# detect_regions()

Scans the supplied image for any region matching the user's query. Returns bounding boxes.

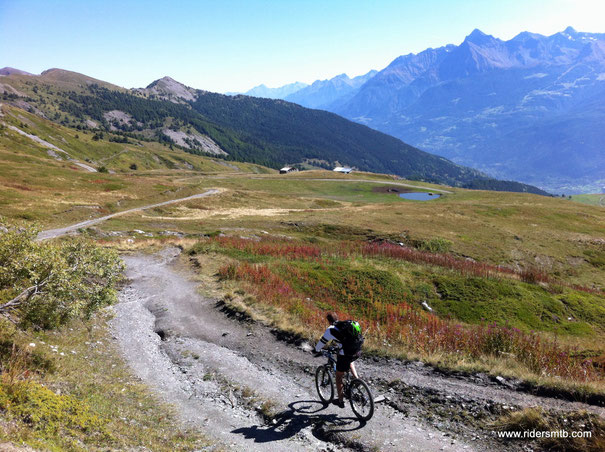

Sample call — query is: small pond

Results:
[399,192,441,201]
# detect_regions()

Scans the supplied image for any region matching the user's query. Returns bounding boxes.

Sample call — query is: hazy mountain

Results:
[243,81,308,99]
[284,70,378,109]
[329,27,605,193]
[238,70,378,109]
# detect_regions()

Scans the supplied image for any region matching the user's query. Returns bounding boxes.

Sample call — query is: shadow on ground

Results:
[232,399,366,444]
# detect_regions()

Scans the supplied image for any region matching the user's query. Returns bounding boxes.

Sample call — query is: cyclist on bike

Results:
[314,313,363,408]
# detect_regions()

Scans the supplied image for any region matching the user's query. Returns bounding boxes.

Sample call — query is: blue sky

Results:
[1,0,603,92]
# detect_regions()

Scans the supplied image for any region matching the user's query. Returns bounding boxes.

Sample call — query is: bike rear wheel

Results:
[349,378,374,421]
[315,365,334,403]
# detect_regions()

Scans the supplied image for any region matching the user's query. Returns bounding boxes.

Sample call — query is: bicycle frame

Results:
[321,347,352,395]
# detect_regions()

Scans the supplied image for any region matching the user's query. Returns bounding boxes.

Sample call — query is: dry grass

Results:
[0,344,32,386]
[0,315,211,451]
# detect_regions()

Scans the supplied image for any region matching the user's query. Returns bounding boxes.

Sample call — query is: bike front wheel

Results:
[349,379,374,421]
[315,365,334,403]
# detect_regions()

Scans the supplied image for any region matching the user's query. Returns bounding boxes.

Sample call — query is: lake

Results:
[399,192,441,201]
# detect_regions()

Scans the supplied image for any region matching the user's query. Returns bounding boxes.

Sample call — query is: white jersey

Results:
[315,325,344,356]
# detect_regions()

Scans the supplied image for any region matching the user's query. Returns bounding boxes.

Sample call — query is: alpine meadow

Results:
[0,2,604,451]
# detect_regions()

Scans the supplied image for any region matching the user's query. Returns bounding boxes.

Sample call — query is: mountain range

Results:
[0,67,547,193]
[284,70,377,110]
[241,81,308,99]
[240,71,378,110]
[243,27,605,193]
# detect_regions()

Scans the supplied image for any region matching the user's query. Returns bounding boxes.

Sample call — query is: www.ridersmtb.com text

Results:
[495,430,592,439]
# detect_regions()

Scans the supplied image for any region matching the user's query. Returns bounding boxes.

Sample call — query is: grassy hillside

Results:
[85,173,602,290]
[0,102,602,289]
[0,94,603,452]
[571,194,605,206]
[0,104,270,227]
[1,70,547,193]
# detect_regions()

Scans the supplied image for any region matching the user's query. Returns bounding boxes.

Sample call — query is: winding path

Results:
[111,249,476,451]
[37,176,449,241]
[110,249,603,451]
[37,189,220,240]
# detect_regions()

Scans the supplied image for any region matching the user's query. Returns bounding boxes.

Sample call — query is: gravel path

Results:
[112,249,484,451]
[37,189,220,240]
[109,248,601,451]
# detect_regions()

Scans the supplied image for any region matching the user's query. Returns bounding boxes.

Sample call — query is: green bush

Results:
[416,237,453,253]
[0,218,124,329]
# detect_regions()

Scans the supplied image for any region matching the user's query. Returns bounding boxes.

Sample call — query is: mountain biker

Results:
[313,312,363,408]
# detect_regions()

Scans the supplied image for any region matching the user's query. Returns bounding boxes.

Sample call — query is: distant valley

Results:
[243,27,605,194]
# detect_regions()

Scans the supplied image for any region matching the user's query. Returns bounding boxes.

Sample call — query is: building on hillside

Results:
[280,166,298,174]
[333,166,352,174]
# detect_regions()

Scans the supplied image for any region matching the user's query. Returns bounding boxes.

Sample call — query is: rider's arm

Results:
[314,327,339,352]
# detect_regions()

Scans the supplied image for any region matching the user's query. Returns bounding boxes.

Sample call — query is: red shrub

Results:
[220,261,600,382]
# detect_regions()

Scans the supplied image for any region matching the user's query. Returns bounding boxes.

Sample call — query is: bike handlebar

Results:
[320,346,339,356]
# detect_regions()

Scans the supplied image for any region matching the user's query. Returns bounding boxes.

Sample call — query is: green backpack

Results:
[334,320,364,355]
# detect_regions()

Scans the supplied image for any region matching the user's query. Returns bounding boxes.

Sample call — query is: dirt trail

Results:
[37,189,220,240]
[110,249,603,451]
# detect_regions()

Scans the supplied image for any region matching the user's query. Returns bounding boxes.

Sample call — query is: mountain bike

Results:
[315,346,374,421]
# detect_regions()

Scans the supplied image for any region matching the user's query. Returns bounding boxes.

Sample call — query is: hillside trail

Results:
[110,248,603,451]
[37,189,220,240]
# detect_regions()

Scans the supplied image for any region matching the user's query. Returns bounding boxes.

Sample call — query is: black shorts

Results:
[336,352,360,372]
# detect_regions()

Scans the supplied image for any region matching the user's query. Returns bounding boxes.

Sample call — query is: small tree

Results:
[0,219,123,329]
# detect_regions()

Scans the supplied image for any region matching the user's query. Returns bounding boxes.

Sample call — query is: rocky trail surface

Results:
[110,249,603,451]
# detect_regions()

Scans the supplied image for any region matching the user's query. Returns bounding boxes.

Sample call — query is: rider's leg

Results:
[350,361,359,379]
[335,371,345,402]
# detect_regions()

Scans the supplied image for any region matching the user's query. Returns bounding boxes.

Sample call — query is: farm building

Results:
[280,166,298,174]
[333,166,352,174]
